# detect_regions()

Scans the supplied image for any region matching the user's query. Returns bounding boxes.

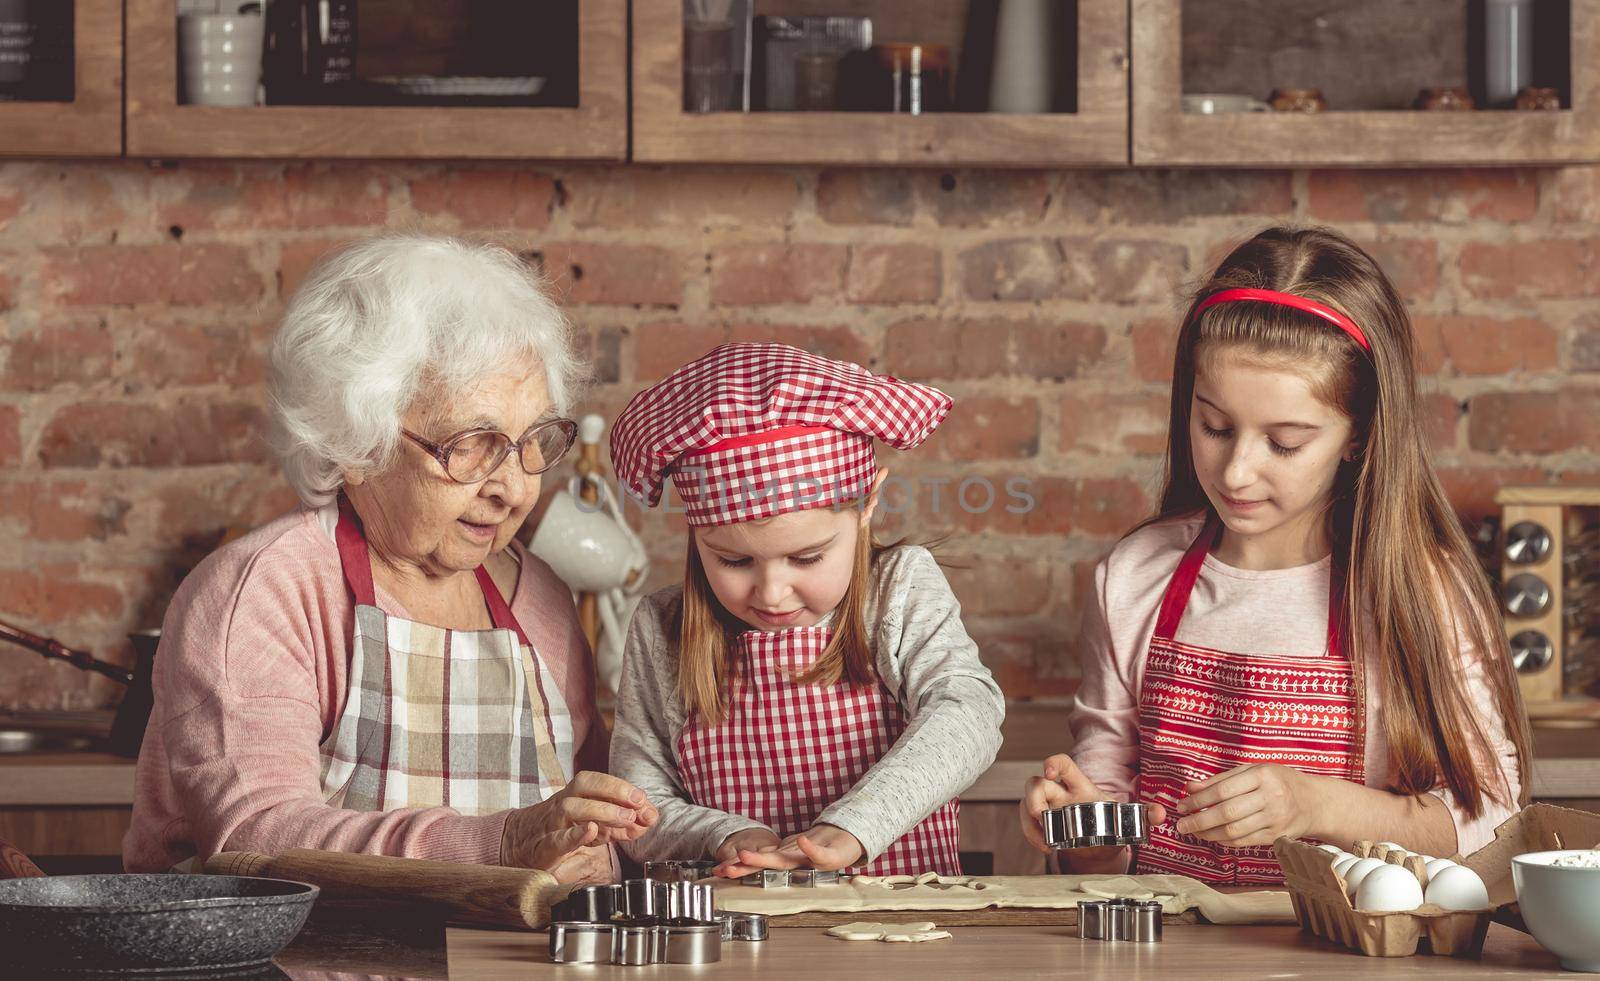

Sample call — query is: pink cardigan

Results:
[123,506,608,873]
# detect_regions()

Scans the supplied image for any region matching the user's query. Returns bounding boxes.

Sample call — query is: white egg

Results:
[1424,857,1458,880]
[1376,841,1404,851]
[1354,864,1425,912]
[1333,855,1361,877]
[1418,854,1436,864]
[1423,865,1489,911]
[1343,857,1388,898]
[1316,844,1345,855]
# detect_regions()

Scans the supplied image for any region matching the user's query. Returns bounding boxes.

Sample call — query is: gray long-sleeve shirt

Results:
[610,545,1006,865]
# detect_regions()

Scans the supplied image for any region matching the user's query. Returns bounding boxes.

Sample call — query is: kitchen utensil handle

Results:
[205,848,562,929]
[0,617,135,685]
[0,837,46,880]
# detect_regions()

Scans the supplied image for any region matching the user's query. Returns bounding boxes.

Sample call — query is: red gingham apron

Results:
[675,625,963,875]
[1133,517,1365,884]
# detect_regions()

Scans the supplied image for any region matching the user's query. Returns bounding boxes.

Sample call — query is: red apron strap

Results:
[476,565,532,648]
[1326,562,1347,660]
[335,494,379,607]
[1153,516,1222,640]
[1154,512,1349,660]
[337,495,532,647]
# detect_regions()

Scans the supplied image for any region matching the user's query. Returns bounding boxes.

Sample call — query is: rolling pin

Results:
[205,848,566,929]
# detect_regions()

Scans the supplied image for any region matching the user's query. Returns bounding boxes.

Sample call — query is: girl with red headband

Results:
[1021,226,1531,883]
[608,342,1004,877]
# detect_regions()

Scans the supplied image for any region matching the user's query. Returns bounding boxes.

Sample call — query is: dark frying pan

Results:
[0,839,317,976]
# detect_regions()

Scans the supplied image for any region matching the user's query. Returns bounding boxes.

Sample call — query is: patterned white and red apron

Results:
[676,625,963,875]
[317,497,575,815]
[1134,517,1365,884]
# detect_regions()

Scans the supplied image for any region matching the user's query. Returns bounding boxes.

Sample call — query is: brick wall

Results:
[1,161,1596,710]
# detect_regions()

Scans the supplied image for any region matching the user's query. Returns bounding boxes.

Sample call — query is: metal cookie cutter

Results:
[548,877,766,966]
[740,869,844,888]
[644,859,716,882]
[716,910,770,941]
[1042,801,1149,849]
[550,883,623,924]
[549,921,723,965]
[1076,899,1163,943]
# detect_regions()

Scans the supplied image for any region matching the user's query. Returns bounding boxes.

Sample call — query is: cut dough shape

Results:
[827,921,895,941]
[880,926,952,943]
[914,872,941,885]
[824,921,950,943]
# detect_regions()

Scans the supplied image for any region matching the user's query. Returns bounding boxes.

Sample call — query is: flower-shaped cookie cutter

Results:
[1042,801,1149,849]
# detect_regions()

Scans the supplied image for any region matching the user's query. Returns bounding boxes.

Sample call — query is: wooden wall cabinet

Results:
[0,0,123,156]
[123,0,628,159]
[631,0,1130,166]
[1132,0,1600,167]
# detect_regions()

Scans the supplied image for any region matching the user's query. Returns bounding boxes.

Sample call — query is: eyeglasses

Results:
[402,418,578,484]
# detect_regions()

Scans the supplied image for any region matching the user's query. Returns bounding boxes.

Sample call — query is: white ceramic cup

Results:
[1182,92,1271,115]
[526,475,649,594]
[178,13,263,106]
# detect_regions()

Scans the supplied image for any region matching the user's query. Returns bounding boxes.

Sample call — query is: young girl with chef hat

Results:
[609,342,1004,877]
[1022,226,1531,883]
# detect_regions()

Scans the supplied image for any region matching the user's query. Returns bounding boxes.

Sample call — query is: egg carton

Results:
[1274,837,1490,958]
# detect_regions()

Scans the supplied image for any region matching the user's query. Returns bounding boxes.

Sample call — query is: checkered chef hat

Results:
[609,342,952,526]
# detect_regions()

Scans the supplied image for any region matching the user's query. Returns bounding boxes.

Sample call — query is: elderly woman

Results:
[124,234,654,878]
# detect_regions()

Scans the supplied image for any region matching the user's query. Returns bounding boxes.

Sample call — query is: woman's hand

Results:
[1175,763,1324,847]
[1019,754,1167,873]
[711,827,782,878]
[723,824,865,876]
[547,844,617,885]
[500,771,658,869]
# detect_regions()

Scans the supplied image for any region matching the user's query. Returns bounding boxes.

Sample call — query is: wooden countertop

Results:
[445,922,1579,979]
[1,705,1596,805]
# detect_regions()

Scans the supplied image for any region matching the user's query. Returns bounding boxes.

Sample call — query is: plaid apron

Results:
[1134,517,1365,884]
[317,497,573,815]
[675,626,963,875]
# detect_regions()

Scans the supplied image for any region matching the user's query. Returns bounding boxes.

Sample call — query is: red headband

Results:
[1195,287,1371,351]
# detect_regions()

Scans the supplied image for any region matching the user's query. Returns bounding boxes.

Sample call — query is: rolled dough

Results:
[715,873,1294,926]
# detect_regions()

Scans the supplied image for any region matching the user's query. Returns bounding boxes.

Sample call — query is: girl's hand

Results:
[1018,754,1169,853]
[712,827,782,878]
[723,824,865,876]
[1175,763,1325,847]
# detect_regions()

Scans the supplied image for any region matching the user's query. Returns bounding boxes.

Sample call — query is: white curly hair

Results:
[268,233,585,506]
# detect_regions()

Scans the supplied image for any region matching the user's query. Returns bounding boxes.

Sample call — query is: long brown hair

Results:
[675,507,886,726]
[1153,225,1531,817]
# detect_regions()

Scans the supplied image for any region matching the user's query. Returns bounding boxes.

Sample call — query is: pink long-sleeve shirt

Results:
[1071,513,1522,857]
[123,505,608,873]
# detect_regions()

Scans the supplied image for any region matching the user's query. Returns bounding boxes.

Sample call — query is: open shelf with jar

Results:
[631,0,1128,166]
[1132,0,1600,166]
[124,0,627,159]
[0,0,122,156]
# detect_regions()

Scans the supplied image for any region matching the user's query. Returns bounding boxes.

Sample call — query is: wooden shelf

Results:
[1132,0,1600,167]
[630,0,1129,167]
[124,0,628,159]
[0,0,123,157]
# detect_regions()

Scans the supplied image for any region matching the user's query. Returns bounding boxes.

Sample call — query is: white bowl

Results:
[1512,850,1600,972]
